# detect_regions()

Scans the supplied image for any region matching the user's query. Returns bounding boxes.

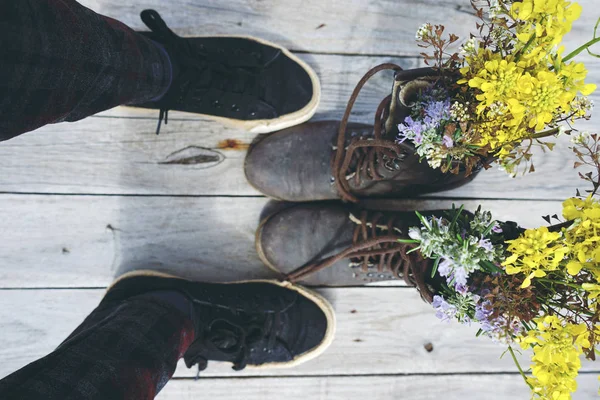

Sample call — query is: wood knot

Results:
[217,139,249,150]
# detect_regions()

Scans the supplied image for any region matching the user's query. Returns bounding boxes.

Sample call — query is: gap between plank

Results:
[167,370,600,380]
[0,192,569,202]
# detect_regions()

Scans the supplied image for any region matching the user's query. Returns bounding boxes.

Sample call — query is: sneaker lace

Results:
[284,210,434,302]
[140,10,266,135]
[185,308,286,376]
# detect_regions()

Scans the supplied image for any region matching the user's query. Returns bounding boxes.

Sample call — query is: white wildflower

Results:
[460,38,479,56]
[572,96,594,119]
[416,23,431,41]
[489,0,502,18]
[571,131,591,145]
[558,125,568,135]
[408,227,422,241]
[450,101,469,122]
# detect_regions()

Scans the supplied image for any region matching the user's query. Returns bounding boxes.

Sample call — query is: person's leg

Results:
[0,0,172,142]
[0,270,335,400]
[0,290,194,400]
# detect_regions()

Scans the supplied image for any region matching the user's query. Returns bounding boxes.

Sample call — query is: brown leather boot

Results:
[245,64,484,202]
[255,202,438,302]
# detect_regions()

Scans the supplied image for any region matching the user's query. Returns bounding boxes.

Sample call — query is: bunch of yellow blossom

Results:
[562,196,600,277]
[455,0,596,174]
[415,131,600,400]
[504,195,600,287]
[517,316,590,400]
[500,194,600,399]
[503,227,567,288]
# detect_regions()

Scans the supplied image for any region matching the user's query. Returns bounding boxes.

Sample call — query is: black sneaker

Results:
[132,10,320,135]
[104,270,336,372]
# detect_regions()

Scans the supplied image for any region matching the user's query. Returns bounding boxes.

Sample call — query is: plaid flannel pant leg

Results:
[0,0,172,142]
[0,294,195,400]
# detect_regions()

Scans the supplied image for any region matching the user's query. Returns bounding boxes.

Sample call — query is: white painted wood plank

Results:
[156,375,600,400]
[3,53,599,198]
[1,288,598,381]
[0,195,566,288]
[0,54,420,196]
[78,0,598,57]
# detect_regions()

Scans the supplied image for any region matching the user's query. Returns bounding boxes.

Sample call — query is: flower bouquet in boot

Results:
[402,132,600,399]
[245,0,598,202]
[254,131,600,397]
[398,0,598,177]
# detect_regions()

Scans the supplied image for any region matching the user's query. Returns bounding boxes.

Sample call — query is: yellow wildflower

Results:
[503,227,567,288]
[455,0,595,170]
[583,283,600,311]
[511,0,582,45]
[517,316,590,400]
[525,70,571,130]
[558,60,597,97]
[562,196,600,275]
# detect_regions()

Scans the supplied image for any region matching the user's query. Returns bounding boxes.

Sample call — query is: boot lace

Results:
[285,209,434,302]
[332,63,406,203]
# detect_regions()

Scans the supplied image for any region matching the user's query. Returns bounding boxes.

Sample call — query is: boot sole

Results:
[107,269,336,370]
[125,35,321,134]
[254,210,288,275]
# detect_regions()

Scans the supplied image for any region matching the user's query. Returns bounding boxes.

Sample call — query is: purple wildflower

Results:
[442,135,454,148]
[397,116,424,144]
[432,295,457,322]
[424,99,452,122]
[491,223,503,233]
[437,258,453,278]
[437,258,468,289]
[475,300,493,322]
[478,238,494,252]
[474,299,521,341]
[396,96,452,148]
[452,268,468,288]
[455,283,469,296]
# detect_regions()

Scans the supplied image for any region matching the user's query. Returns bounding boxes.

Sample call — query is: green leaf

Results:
[480,260,503,274]
[482,220,498,236]
[476,328,484,337]
[450,204,465,229]
[431,256,441,278]
[415,211,430,229]
[397,239,420,244]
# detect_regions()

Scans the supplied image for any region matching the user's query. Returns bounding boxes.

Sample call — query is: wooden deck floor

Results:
[1,1,599,398]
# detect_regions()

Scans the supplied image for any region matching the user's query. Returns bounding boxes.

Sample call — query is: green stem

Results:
[508,346,533,390]
[514,34,536,62]
[507,127,561,147]
[530,127,560,140]
[563,37,600,62]
[536,278,582,290]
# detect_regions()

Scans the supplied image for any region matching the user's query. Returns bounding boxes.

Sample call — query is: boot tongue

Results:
[385,76,437,137]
